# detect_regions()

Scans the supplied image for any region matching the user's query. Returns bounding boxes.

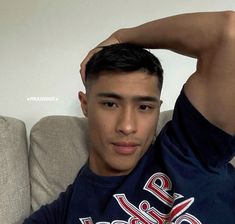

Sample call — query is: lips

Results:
[112,142,139,155]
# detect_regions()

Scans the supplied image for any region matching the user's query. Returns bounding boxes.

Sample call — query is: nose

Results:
[116,107,137,136]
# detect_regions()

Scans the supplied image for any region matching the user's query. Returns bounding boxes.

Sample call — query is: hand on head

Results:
[80,34,121,84]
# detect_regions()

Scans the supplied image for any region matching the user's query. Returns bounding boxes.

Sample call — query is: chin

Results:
[108,161,137,176]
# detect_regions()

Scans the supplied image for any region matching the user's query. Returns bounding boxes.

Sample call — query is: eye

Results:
[102,101,118,108]
[139,104,154,111]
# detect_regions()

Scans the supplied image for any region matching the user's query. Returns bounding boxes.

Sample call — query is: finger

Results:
[80,57,88,83]
[80,53,94,83]
[80,48,102,83]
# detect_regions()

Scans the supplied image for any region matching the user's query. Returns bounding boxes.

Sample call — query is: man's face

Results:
[79,71,161,176]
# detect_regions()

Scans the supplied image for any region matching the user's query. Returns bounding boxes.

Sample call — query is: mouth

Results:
[111,142,140,155]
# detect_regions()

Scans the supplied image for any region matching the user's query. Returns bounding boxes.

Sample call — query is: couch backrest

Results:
[0,116,30,224]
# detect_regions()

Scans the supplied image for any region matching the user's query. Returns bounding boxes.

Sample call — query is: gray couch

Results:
[0,112,234,224]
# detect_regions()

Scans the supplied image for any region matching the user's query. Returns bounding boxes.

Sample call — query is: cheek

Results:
[88,112,114,142]
[140,115,158,139]
[144,124,157,139]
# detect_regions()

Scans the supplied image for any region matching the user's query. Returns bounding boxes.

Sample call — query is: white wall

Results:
[0,0,234,134]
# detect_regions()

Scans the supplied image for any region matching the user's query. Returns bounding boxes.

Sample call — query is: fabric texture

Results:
[24,89,235,224]
[0,116,30,224]
[29,116,90,212]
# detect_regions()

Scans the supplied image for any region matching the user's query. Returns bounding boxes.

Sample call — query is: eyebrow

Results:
[96,92,159,103]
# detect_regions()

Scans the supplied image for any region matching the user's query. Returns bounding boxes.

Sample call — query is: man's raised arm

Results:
[81,11,235,134]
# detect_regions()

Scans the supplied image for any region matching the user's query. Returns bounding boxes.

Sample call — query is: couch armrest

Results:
[0,116,30,224]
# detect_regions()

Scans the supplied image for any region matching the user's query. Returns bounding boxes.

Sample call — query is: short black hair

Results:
[85,43,163,90]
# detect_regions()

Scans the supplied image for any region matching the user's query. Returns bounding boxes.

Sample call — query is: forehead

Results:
[87,71,161,98]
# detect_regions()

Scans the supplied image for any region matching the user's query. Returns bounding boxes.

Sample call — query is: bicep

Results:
[184,12,235,135]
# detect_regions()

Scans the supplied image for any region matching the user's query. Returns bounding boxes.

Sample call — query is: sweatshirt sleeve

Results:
[23,183,74,224]
[169,88,235,169]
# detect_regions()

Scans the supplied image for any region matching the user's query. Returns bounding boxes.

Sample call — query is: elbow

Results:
[221,11,235,41]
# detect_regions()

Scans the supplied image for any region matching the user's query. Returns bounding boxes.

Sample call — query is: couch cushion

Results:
[29,116,89,211]
[0,116,30,224]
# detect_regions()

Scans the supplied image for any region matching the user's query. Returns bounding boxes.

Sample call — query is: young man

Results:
[24,11,235,223]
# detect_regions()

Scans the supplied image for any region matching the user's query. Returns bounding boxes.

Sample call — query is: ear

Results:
[78,91,88,117]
